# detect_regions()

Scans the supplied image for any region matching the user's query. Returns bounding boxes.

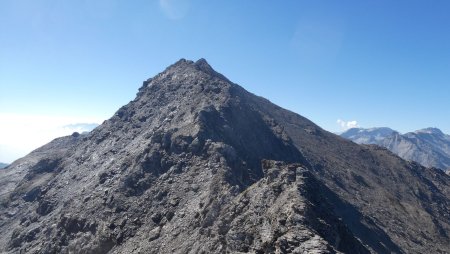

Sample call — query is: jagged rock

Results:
[0,59,449,253]
[148,226,161,241]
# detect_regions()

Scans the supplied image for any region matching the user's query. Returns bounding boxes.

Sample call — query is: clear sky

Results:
[1,0,450,163]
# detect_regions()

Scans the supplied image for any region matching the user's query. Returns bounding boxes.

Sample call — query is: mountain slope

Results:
[0,132,86,200]
[342,127,450,171]
[243,93,450,253]
[0,59,449,254]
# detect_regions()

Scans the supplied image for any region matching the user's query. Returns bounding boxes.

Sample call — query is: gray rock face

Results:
[0,134,86,201]
[0,59,449,253]
[342,127,450,170]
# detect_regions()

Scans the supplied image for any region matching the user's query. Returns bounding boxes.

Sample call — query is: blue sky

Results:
[1,0,450,162]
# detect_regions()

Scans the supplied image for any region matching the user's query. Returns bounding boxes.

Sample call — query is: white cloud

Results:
[337,119,359,131]
[0,113,102,163]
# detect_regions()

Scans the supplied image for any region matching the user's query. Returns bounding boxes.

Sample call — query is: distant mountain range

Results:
[341,127,450,171]
[340,127,396,144]
[0,163,8,169]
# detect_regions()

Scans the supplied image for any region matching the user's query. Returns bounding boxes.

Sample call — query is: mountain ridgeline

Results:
[342,127,450,171]
[0,59,449,253]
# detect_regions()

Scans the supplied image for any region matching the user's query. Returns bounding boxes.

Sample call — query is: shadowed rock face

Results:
[0,59,449,254]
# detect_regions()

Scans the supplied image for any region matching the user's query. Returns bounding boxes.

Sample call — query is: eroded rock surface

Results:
[0,59,449,253]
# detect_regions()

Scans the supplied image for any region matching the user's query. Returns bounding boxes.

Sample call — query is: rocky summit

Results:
[0,59,449,254]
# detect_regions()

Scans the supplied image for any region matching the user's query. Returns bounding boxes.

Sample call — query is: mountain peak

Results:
[342,126,450,170]
[194,58,210,68]
[139,58,231,98]
[415,127,444,135]
[1,60,450,253]
[166,58,215,75]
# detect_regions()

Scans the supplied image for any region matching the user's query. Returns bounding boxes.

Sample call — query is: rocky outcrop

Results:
[0,59,449,253]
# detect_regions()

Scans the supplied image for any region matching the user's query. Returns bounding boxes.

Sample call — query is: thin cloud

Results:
[62,123,99,133]
[0,113,102,163]
[337,119,359,131]
[159,0,190,20]
[290,13,345,65]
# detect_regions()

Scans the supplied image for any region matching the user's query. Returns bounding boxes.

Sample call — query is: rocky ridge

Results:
[0,59,449,253]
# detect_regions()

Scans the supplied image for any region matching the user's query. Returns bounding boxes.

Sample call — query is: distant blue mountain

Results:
[0,163,8,169]
[340,127,396,144]
[341,127,450,171]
